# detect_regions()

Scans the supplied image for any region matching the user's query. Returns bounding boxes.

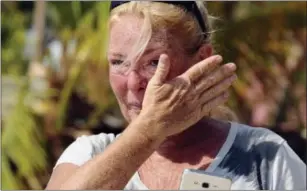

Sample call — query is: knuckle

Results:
[209,87,216,98]
[208,76,215,86]
[197,63,203,72]
[208,60,216,69]
[200,91,208,102]
[188,71,197,82]
[185,77,194,90]
[196,64,204,77]
[201,104,208,114]
[220,92,229,101]
[206,99,213,107]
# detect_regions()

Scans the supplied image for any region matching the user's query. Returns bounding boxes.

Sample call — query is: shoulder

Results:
[77,132,118,153]
[223,122,285,166]
[230,122,287,165]
[54,133,118,168]
[225,122,306,189]
[270,140,306,189]
[231,122,285,151]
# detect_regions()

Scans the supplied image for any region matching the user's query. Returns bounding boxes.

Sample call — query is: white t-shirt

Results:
[54,122,306,190]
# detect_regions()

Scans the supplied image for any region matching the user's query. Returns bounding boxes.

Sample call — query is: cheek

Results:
[167,57,191,80]
[109,73,127,99]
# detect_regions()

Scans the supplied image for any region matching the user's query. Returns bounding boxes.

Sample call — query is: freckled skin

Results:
[108,14,194,122]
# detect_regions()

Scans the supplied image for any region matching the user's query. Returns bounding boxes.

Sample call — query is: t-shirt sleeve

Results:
[270,141,306,190]
[54,136,94,169]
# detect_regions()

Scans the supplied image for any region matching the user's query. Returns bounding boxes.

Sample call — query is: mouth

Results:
[127,103,142,110]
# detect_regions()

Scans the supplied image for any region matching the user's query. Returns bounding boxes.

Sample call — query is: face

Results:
[108,14,198,122]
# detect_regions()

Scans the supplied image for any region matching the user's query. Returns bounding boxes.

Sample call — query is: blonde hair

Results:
[109,1,238,122]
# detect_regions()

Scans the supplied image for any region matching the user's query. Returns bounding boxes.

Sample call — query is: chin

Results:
[127,110,141,122]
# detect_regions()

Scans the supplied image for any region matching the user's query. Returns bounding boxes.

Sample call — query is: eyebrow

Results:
[108,52,126,59]
[143,47,159,55]
[108,45,166,59]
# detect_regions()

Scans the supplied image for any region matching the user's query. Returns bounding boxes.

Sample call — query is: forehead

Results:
[108,14,170,56]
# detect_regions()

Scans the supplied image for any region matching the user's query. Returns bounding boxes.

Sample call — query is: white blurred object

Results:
[1,76,22,118]
[44,39,76,72]
[103,114,125,129]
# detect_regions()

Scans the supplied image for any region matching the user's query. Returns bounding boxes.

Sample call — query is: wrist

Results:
[132,110,167,145]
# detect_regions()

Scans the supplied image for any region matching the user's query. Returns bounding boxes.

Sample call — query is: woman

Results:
[46,1,306,190]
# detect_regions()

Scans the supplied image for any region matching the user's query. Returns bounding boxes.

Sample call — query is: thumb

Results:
[151,54,170,85]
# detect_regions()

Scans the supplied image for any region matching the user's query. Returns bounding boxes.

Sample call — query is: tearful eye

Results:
[110,60,123,65]
[149,60,159,67]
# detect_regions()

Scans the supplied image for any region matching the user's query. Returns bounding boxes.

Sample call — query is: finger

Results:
[196,63,236,93]
[184,55,222,83]
[151,54,171,85]
[200,91,229,116]
[199,74,236,104]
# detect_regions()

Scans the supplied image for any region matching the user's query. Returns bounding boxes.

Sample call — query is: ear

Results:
[195,44,213,61]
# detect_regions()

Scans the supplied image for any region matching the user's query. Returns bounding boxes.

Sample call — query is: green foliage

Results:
[2,79,47,190]
[2,153,23,189]
[48,1,97,31]
[54,2,111,131]
[1,2,31,75]
[2,1,113,189]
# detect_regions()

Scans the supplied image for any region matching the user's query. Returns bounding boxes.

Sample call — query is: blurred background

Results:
[1,1,306,190]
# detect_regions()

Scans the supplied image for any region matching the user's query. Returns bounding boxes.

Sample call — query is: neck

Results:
[155,117,230,160]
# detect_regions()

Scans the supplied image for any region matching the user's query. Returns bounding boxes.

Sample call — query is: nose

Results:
[127,70,147,91]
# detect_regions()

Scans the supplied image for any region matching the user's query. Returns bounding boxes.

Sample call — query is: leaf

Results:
[2,80,46,189]
[1,153,23,189]
[72,1,82,22]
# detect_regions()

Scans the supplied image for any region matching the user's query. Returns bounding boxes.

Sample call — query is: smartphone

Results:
[179,169,232,190]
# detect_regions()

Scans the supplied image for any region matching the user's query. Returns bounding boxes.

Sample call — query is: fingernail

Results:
[228,63,236,71]
[160,54,166,60]
[215,55,223,62]
[159,54,168,62]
